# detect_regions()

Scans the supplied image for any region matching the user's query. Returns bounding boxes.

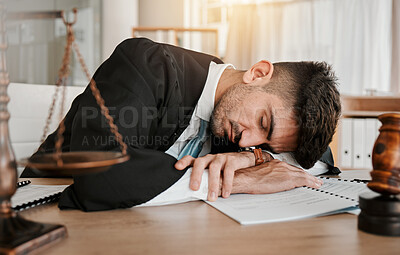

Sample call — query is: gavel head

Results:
[368,113,400,195]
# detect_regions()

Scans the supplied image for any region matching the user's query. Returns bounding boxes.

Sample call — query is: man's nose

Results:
[238,129,266,147]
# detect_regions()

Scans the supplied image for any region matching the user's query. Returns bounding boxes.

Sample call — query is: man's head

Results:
[210,60,341,169]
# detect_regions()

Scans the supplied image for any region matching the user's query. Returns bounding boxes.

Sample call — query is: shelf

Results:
[341,95,400,118]
[332,95,400,167]
[342,111,400,118]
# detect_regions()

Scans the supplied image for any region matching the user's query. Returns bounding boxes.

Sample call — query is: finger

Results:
[307,177,323,189]
[279,162,323,186]
[207,157,225,202]
[190,156,213,191]
[294,170,323,186]
[222,166,234,198]
[308,174,324,186]
[296,173,323,189]
[174,155,195,170]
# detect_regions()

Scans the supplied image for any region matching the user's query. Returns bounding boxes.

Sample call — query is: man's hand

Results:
[175,151,265,201]
[175,153,323,202]
[232,159,323,194]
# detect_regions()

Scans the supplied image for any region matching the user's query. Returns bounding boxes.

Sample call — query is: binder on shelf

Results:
[352,118,365,168]
[364,118,378,168]
[375,118,382,137]
[339,118,353,168]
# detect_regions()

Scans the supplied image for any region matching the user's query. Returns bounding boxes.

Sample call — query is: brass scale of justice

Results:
[0,7,128,254]
[21,9,130,174]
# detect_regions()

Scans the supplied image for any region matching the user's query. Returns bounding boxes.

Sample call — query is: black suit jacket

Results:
[22,38,339,211]
[22,38,223,211]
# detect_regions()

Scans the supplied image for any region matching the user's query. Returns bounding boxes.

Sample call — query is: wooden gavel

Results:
[358,113,400,236]
[368,113,400,195]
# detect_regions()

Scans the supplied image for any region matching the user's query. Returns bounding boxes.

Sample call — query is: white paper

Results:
[137,168,209,207]
[346,208,361,215]
[206,179,368,225]
[318,177,369,200]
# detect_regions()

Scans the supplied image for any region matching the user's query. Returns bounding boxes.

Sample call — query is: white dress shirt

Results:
[139,62,328,207]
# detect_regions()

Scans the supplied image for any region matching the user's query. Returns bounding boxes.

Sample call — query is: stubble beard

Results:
[210,83,250,139]
[210,100,226,138]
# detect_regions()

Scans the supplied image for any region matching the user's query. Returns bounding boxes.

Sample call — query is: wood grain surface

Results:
[18,170,400,255]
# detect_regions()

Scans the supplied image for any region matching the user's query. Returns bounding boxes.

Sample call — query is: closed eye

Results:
[260,116,265,129]
[260,115,267,130]
[267,114,274,141]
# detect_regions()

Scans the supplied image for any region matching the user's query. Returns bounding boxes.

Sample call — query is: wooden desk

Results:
[19,171,400,255]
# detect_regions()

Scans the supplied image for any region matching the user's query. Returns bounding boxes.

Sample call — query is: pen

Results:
[17,180,31,188]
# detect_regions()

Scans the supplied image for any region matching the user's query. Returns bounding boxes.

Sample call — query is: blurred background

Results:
[4,0,400,170]
[5,0,400,95]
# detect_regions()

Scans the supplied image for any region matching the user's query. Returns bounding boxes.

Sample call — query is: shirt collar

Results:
[195,61,235,121]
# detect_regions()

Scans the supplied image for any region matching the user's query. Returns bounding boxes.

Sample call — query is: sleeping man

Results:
[22,38,341,211]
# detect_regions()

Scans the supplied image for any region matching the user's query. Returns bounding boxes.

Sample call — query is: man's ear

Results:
[243,60,274,84]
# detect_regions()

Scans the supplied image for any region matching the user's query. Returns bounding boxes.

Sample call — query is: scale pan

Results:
[19,151,130,176]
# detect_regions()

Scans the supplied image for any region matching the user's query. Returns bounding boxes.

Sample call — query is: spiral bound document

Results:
[206,177,369,225]
[11,184,68,211]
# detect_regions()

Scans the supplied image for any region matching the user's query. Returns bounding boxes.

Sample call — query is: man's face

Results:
[210,84,299,153]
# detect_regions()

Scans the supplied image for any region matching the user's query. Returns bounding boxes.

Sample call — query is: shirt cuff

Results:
[138,167,209,207]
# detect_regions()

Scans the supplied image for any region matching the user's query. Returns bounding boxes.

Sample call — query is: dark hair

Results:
[273,61,341,169]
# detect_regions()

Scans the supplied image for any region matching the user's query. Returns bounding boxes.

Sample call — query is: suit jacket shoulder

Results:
[22,38,223,211]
